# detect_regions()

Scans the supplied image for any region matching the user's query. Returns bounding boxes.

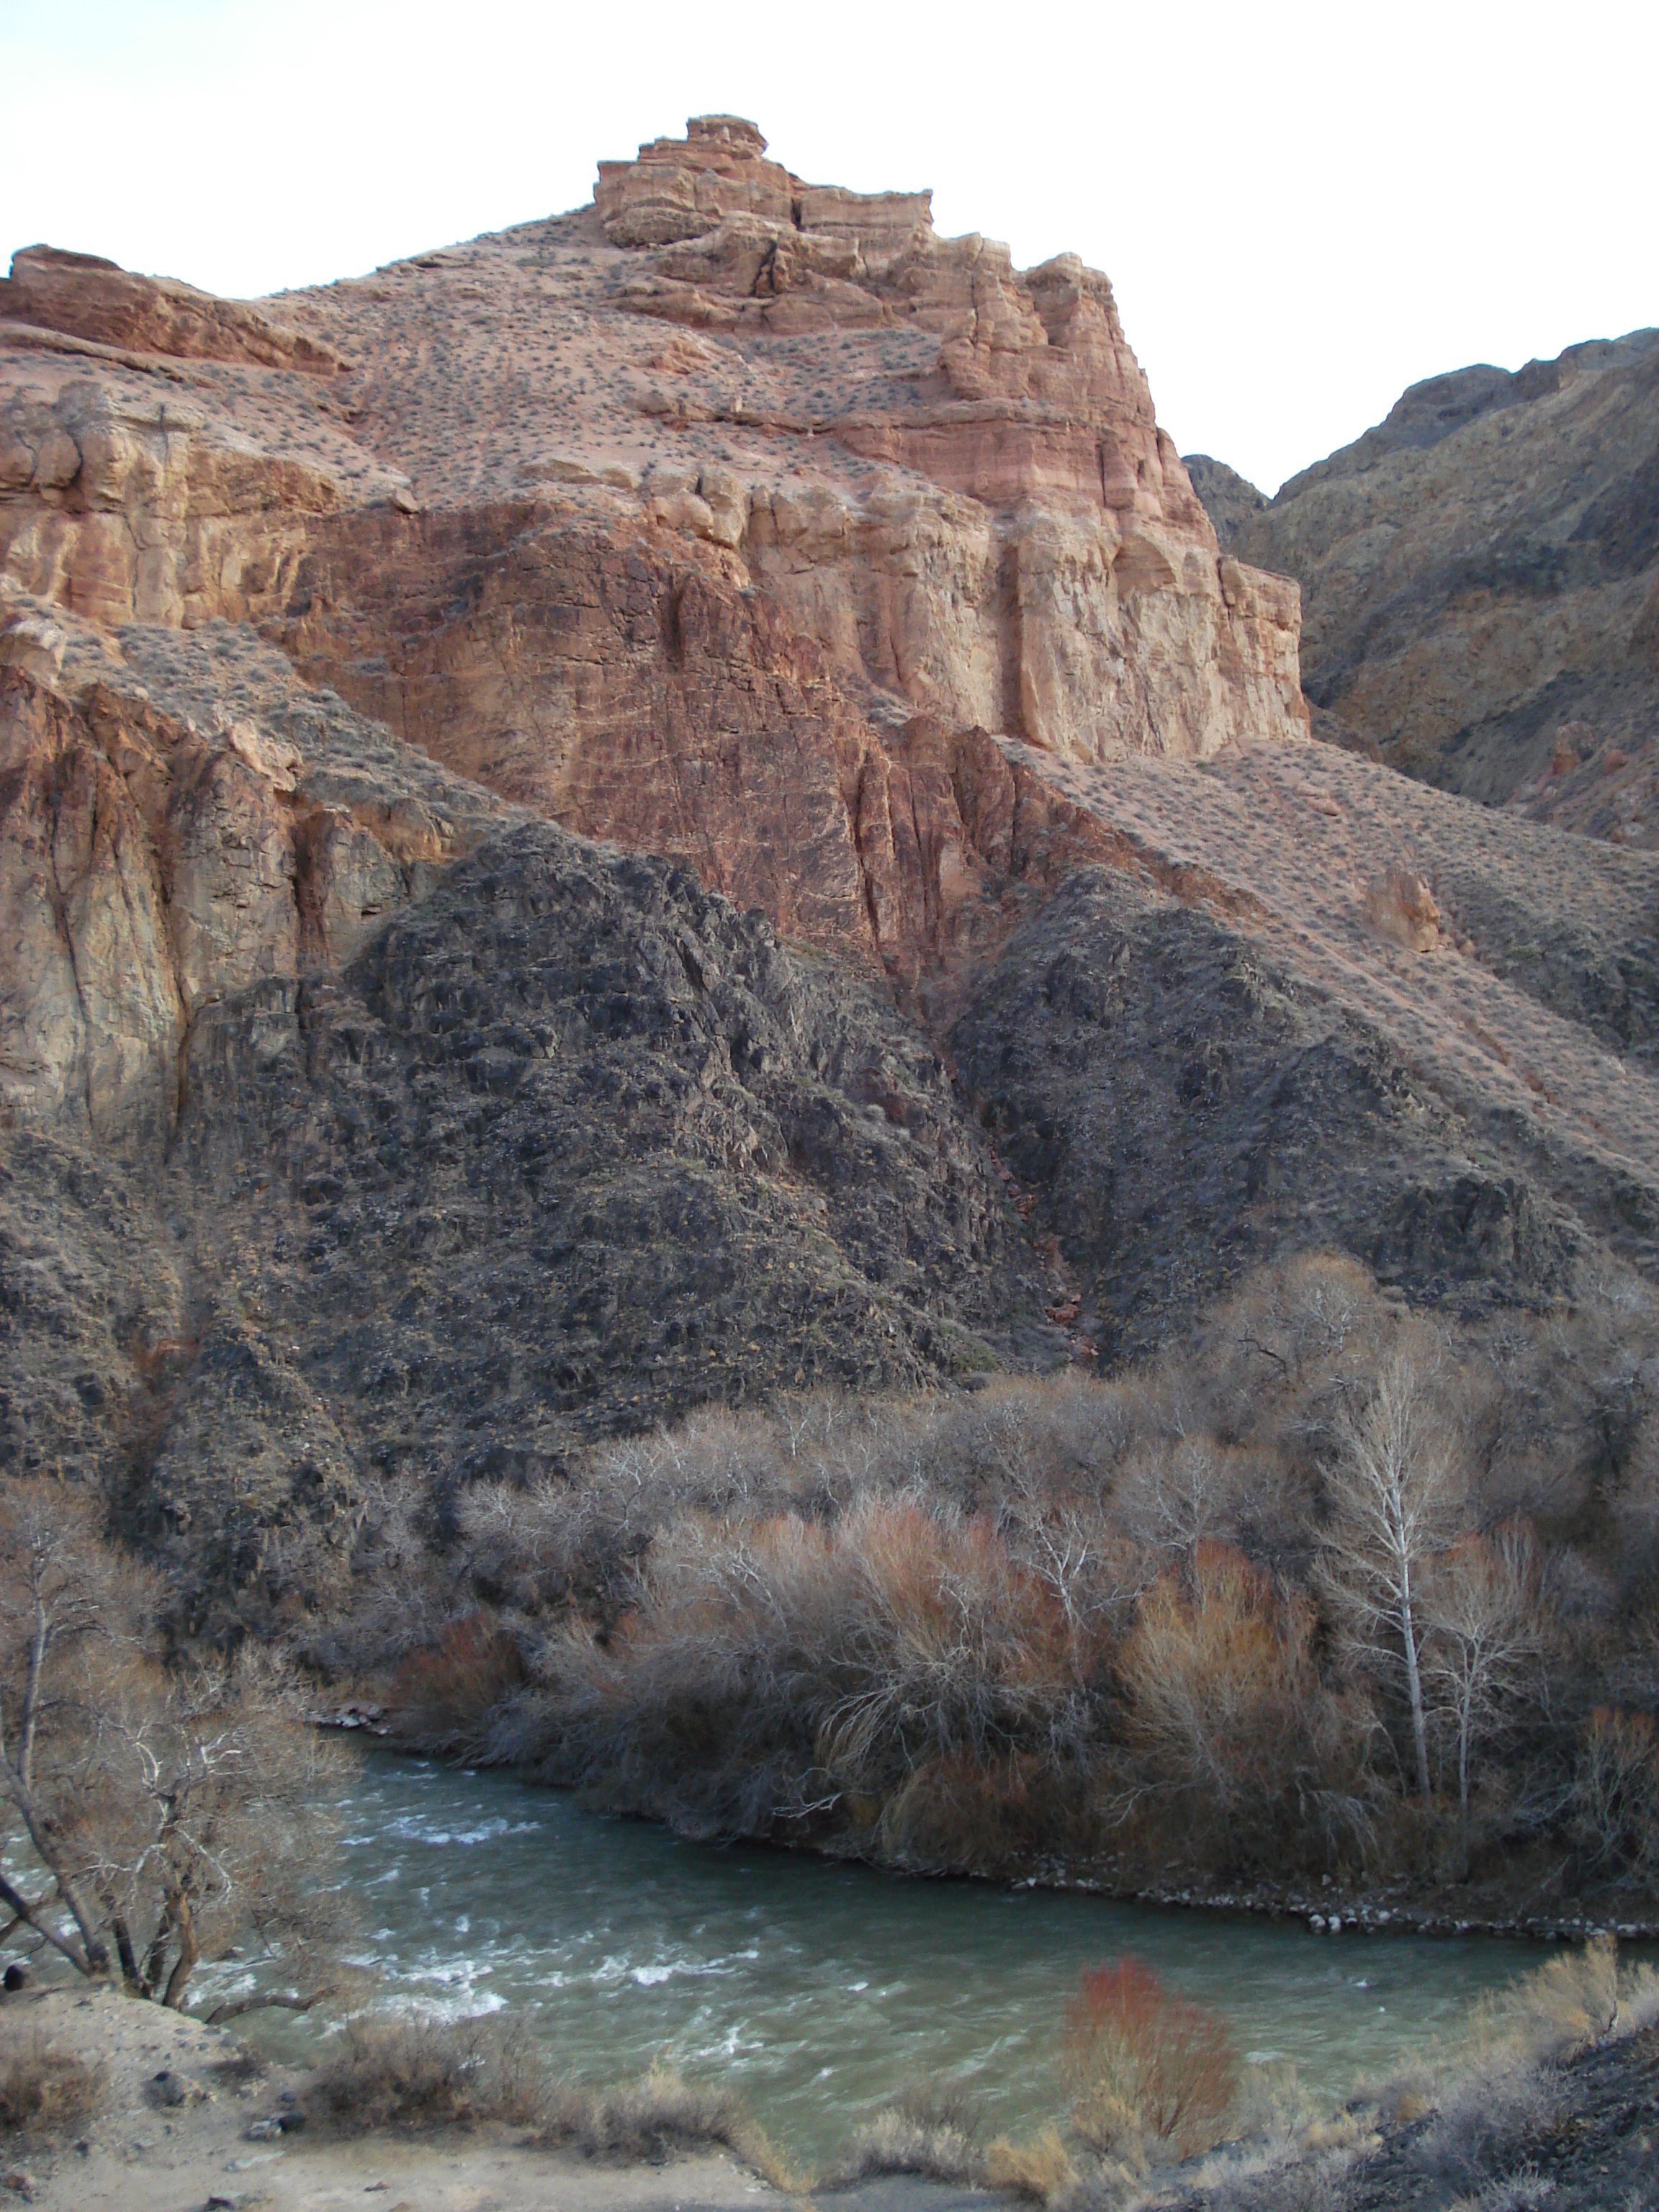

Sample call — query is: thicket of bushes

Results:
[312,1252,1659,1898]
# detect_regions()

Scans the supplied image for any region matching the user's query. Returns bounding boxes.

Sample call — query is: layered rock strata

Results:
[7,121,1659,1632]
[1,243,346,373]
[1,114,1305,1115]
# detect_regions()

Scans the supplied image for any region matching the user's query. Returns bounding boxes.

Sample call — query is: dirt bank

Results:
[0,1986,789,2212]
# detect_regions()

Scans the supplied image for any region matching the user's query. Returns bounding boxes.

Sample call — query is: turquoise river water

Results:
[228,1754,1594,2166]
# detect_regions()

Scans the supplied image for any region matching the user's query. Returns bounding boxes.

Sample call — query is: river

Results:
[236,1753,1578,2166]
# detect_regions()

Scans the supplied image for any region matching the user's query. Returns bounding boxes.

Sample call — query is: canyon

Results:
[3,117,1658,1626]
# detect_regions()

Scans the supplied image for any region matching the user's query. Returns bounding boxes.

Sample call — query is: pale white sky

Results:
[2,0,1653,492]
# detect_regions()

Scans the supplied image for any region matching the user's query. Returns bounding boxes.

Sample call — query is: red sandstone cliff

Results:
[1,114,1305,1142]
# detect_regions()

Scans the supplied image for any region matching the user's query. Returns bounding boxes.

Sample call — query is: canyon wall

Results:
[1,115,1305,1144]
[1188,329,1659,846]
[13,118,1658,1620]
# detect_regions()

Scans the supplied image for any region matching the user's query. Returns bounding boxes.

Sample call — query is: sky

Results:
[2,0,1653,493]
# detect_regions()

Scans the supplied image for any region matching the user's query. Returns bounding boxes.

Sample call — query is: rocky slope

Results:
[1187,328,1659,841]
[6,119,1659,1627]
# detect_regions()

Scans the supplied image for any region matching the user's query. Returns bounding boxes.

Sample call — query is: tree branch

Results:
[204,1990,326,2025]
[0,1871,96,1977]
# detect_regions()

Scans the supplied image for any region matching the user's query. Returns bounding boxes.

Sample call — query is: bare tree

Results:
[0,1488,122,1979]
[0,1483,354,2015]
[1318,1334,1462,1800]
[1419,1523,1543,1844]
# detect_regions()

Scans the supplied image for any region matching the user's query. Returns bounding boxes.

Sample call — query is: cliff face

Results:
[7,120,1659,1635]
[1188,329,1659,844]
[1,113,1303,1130]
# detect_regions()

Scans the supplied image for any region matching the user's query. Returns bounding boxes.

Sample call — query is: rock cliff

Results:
[1188,328,1659,844]
[1,114,1305,1120]
[6,120,1659,1630]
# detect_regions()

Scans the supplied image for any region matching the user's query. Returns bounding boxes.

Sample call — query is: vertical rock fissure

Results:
[846,762,886,961]
[46,778,97,1133]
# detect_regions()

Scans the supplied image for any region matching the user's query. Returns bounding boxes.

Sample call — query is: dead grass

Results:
[311,2013,547,2133]
[536,2059,800,2187]
[0,2038,105,2141]
[986,2123,1079,2203]
[831,2077,989,2185]
[1467,1936,1621,2064]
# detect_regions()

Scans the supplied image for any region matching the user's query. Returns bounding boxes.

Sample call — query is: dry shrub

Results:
[538,2059,792,2182]
[532,1493,1100,1855]
[835,2076,988,2184]
[209,2043,269,2088]
[1060,1956,1238,2157]
[1452,2168,1557,2212]
[905,1372,1136,1514]
[1228,2056,1313,2145]
[1299,2111,1376,2157]
[0,2041,104,2139]
[1413,2049,1560,2185]
[840,2106,981,2185]
[313,1250,1659,1905]
[1408,1939,1624,2185]
[1570,1708,1659,1876]
[986,2123,1079,2202]
[1364,2062,1438,2126]
[1118,1545,1371,1874]
[877,1750,1097,1871]
[1194,2146,1357,2212]
[388,1612,525,1755]
[313,2012,547,2133]
[1617,1960,1659,2036]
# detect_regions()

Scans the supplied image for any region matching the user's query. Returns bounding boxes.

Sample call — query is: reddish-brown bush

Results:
[1118,1543,1370,1871]
[1571,1707,1659,1876]
[389,1611,525,1753]
[1060,1956,1238,2156]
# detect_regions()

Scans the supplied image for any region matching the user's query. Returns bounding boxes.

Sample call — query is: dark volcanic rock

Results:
[951,867,1585,1357]
[1180,454,1267,552]
[14,815,1057,1633]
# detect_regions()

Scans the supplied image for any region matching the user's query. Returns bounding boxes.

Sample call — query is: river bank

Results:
[0,1984,790,2212]
[1007,1861,1659,1948]
[322,1712,1659,1949]
[5,1959,1658,2212]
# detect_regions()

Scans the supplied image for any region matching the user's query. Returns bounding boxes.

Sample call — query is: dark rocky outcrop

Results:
[952,867,1584,1359]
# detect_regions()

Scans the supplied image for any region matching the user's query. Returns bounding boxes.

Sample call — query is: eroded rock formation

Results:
[1,114,1305,1127]
[0,245,346,373]
[6,119,1659,1630]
